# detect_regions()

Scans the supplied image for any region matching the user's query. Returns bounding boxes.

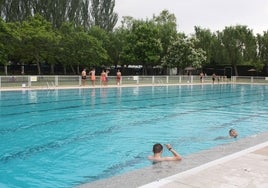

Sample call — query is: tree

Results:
[162,36,206,75]
[16,15,58,75]
[194,27,213,67]
[219,25,256,76]
[153,10,177,62]
[121,20,162,75]
[0,0,86,28]
[0,0,32,22]
[35,0,91,29]
[87,26,110,67]
[256,32,268,74]
[0,18,20,75]
[106,28,124,68]
[0,0,118,31]
[116,16,136,67]
[90,0,118,31]
[58,22,107,75]
[209,32,227,67]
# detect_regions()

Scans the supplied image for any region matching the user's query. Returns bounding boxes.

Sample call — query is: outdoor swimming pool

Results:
[1,84,268,187]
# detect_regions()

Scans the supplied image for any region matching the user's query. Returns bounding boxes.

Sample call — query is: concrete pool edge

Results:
[139,140,268,188]
[1,82,266,92]
[78,131,268,188]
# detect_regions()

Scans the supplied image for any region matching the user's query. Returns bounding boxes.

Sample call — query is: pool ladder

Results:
[46,81,55,90]
[158,79,164,84]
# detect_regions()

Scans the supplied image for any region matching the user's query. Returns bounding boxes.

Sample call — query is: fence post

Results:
[79,76,81,86]
[28,76,31,87]
[0,76,1,88]
[166,76,169,84]
[231,76,236,82]
[55,76,59,86]
[152,76,155,84]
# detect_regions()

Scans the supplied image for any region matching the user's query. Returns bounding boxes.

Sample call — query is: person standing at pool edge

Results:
[101,70,106,86]
[89,68,96,86]
[81,68,87,86]
[116,69,121,85]
[105,69,110,85]
[148,143,182,162]
[212,73,216,84]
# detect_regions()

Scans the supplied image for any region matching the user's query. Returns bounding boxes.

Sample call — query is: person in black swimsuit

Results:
[81,69,87,86]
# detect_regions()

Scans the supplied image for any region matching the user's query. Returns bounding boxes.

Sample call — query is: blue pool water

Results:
[1,84,268,187]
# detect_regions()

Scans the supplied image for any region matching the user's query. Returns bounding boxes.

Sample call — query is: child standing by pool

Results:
[89,68,96,86]
[101,70,106,86]
[116,69,121,85]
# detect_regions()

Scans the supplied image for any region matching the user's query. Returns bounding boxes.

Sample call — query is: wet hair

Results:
[229,128,234,134]
[153,143,163,153]
[229,128,237,138]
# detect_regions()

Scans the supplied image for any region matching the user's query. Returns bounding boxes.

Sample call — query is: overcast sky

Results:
[114,0,268,35]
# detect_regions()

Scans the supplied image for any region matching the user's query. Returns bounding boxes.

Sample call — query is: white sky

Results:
[114,0,268,35]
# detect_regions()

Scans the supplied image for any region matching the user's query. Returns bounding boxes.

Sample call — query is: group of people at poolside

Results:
[148,128,238,162]
[81,68,121,86]
[199,72,221,84]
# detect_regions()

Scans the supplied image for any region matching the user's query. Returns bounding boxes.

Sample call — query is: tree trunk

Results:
[50,64,54,74]
[70,65,75,74]
[142,65,147,75]
[77,65,80,75]
[21,64,24,75]
[36,61,41,75]
[4,65,8,75]
[63,65,67,75]
[234,65,239,76]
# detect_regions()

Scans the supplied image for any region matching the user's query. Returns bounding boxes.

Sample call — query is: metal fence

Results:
[0,75,267,89]
[231,76,268,84]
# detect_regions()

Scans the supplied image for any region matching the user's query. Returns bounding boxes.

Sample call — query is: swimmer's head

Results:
[229,128,238,138]
[153,143,163,153]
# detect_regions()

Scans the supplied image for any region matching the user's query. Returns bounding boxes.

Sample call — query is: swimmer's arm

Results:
[165,144,182,161]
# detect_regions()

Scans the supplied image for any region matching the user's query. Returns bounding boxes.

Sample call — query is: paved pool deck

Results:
[0,82,227,91]
[79,132,268,188]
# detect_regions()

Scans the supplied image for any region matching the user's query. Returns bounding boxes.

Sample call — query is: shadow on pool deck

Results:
[78,131,268,188]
